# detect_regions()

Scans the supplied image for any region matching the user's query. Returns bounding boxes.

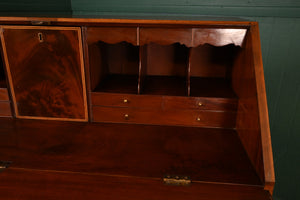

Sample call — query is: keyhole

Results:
[38,32,43,42]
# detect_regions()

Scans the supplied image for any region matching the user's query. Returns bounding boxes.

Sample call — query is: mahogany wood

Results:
[0,88,9,101]
[232,29,266,186]
[0,17,274,197]
[251,23,275,193]
[0,168,271,200]
[0,26,88,121]
[193,28,247,47]
[163,96,237,111]
[87,27,137,45]
[92,106,236,128]
[0,101,11,116]
[0,118,259,185]
[140,28,192,46]
[91,92,163,108]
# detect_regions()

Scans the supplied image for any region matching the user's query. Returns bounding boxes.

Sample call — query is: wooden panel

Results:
[91,92,162,108]
[0,88,9,101]
[232,29,266,186]
[0,168,271,200]
[193,28,247,47]
[163,96,237,111]
[140,28,192,46]
[0,101,11,117]
[250,23,275,192]
[93,106,236,128]
[0,118,260,185]
[0,26,88,121]
[87,27,137,45]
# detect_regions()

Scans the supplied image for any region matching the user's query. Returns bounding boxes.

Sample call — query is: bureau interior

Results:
[90,41,139,94]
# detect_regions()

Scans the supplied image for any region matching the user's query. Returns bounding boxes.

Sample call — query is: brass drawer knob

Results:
[198,102,203,107]
[196,117,201,121]
[124,114,129,120]
[123,99,128,103]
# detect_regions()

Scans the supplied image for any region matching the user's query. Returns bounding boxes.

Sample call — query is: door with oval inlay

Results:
[0,26,88,121]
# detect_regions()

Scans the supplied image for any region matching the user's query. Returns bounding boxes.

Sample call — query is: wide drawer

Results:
[92,106,236,128]
[91,92,163,108]
[163,96,237,111]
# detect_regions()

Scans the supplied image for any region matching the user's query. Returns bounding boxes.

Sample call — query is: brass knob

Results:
[124,114,129,119]
[123,99,128,103]
[198,102,203,107]
[196,117,201,121]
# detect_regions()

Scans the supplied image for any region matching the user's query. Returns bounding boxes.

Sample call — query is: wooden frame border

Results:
[0,25,88,122]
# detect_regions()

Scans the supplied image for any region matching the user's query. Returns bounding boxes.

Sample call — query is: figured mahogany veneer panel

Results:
[0,168,271,200]
[0,26,88,121]
[0,101,11,117]
[0,119,260,185]
[87,27,137,45]
[93,106,236,128]
[0,88,9,101]
[91,92,162,108]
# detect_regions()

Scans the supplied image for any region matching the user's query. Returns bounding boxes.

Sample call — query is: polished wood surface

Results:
[0,168,270,200]
[87,27,137,45]
[0,26,88,121]
[251,24,275,193]
[0,18,274,198]
[0,101,11,116]
[0,88,9,101]
[0,118,259,185]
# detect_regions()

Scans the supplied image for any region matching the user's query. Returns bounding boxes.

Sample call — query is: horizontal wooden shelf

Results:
[0,118,260,185]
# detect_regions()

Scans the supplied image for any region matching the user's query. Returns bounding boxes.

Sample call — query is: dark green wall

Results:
[1,1,300,200]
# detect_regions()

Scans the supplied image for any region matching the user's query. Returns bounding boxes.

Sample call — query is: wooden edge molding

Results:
[250,23,275,192]
[0,16,253,27]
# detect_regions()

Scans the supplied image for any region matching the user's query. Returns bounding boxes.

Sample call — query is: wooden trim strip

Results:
[0,16,253,26]
[250,23,275,191]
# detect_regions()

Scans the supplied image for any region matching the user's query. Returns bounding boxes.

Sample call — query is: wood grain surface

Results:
[0,26,88,121]
[0,168,271,200]
[0,118,260,185]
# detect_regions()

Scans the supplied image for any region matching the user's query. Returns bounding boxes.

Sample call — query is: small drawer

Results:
[0,88,9,101]
[92,106,236,128]
[91,92,163,108]
[163,96,237,111]
[0,102,12,117]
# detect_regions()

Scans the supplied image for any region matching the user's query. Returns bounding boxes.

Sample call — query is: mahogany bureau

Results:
[0,16,275,200]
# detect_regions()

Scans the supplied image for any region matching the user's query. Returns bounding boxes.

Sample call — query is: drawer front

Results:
[0,88,9,101]
[0,101,11,117]
[163,96,237,111]
[93,106,236,128]
[91,92,163,108]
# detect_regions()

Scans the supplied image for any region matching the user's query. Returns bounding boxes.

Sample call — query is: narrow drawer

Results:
[91,92,163,108]
[0,102,12,117]
[163,96,237,111]
[92,106,236,128]
[0,88,9,101]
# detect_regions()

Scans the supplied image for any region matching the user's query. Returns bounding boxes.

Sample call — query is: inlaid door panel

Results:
[0,26,88,121]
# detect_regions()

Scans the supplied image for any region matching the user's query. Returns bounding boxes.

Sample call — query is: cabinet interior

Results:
[86,26,265,186]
